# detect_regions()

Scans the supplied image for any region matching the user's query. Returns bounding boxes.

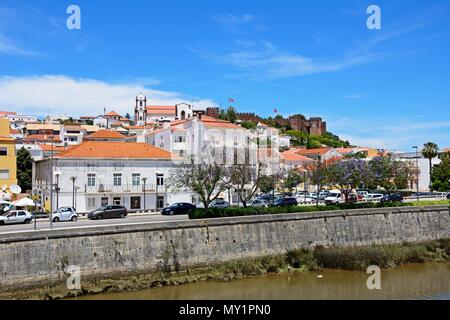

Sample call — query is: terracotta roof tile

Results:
[87,130,126,139]
[56,141,173,159]
[281,149,314,161]
[105,111,121,117]
[295,148,332,156]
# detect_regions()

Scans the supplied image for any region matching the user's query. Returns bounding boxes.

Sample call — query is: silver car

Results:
[248,199,269,207]
[210,199,230,209]
[0,210,33,225]
[50,207,78,222]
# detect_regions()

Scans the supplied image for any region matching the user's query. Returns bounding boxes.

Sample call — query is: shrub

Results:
[189,202,412,219]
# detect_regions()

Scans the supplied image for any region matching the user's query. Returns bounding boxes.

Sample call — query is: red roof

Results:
[105,111,121,117]
[281,149,314,162]
[38,144,70,152]
[56,141,173,159]
[0,111,17,116]
[296,148,332,156]
[201,115,241,129]
[146,106,176,116]
[25,134,62,142]
[87,130,126,139]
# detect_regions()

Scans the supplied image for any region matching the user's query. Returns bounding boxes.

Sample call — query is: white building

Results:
[396,152,441,191]
[145,114,281,205]
[134,94,194,125]
[60,124,85,147]
[33,141,193,213]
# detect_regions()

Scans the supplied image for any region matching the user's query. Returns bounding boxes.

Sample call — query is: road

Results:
[0,213,189,235]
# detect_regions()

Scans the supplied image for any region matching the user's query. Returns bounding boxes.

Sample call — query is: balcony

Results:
[84,183,166,194]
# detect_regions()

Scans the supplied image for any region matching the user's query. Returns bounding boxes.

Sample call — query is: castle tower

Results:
[135,94,147,126]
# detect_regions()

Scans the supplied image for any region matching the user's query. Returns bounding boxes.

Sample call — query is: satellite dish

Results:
[1,185,7,191]
[10,184,22,195]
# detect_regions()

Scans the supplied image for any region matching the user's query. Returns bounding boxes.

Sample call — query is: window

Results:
[131,196,141,209]
[113,173,122,186]
[132,173,141,186]
[156,174,164,186]
[87,174,96,186]
[0,170,9,179]
[113,197,121,205]
[18,212,26,216]
[87,197,96,209]
[0,147,7,156]
[101,197,108,206]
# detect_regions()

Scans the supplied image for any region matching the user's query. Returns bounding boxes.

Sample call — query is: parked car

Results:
[161,203,196,215]
[50,207,78,222]
[380,193,404,203]
[364,194,384,201]
[31,211,50,219]
[296,195,315,204]
[447,193,450,200]
[272,197,298,207]
[0,210,32,225]
[324,190,342,205]
[248,199,269,207]
[345,193,359,204]
[88,205,128,220]
[210,199,230,209]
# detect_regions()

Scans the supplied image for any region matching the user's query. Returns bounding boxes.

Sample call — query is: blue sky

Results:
[0,0,449,151]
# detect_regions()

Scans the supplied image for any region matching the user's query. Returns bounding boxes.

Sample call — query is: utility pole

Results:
[71,177,76,208]
[142,177,147,212]
[316,155,322,207]
[413,146,420,202]
[49,136,54,229]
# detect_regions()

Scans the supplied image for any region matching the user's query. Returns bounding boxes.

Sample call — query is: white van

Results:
[324,190,342,205]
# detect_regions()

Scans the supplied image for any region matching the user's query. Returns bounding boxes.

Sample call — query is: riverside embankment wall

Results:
[1,205,449,290]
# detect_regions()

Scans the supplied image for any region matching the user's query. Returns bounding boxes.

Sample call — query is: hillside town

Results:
[0,95,449,214]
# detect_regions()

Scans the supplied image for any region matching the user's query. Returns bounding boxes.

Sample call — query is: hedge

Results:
[188,201,408,219]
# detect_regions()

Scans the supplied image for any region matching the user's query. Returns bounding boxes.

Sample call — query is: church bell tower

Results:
[135,94,147,126]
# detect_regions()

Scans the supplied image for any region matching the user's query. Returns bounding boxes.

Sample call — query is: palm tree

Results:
[421,142,439,182]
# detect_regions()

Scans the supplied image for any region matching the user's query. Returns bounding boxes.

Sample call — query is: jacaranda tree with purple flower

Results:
[326,159,368,201]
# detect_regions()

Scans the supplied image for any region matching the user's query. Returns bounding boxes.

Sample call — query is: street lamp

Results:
[54,170,62,210]
[141,177,147,212]
[70,177,76,209]
[413,146,420,202]
[49,136,54,229]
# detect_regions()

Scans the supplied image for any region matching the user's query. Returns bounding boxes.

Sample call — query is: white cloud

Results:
[211,14,264,33]
[195,41,371,80]
[0,75,219,117]
[0,32,39,56]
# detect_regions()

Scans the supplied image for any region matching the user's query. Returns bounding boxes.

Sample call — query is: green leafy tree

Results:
[368,156,415,193]
[430,154,450,191]
[421,142,439,183]
[280,168,305,194]
[17,147,33,192]
[259,175,276,194]
[167,157,227,209]
[240,121,257,130]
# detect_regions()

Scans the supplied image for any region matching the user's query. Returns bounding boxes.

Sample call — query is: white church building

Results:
[134,94,194,125]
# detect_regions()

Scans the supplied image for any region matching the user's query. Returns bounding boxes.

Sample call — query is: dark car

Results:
[31,211,50,219]
[272,197,298,207]
[345,193,358,204]
[447,193,450,200]
[161,203,196,215]
[88,205,128,220]
[380,193,403,203]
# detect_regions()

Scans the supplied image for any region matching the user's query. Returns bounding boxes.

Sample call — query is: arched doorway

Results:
[180,110,186,120]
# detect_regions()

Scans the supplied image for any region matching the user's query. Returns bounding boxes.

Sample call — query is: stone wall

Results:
[1,205,449,290]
